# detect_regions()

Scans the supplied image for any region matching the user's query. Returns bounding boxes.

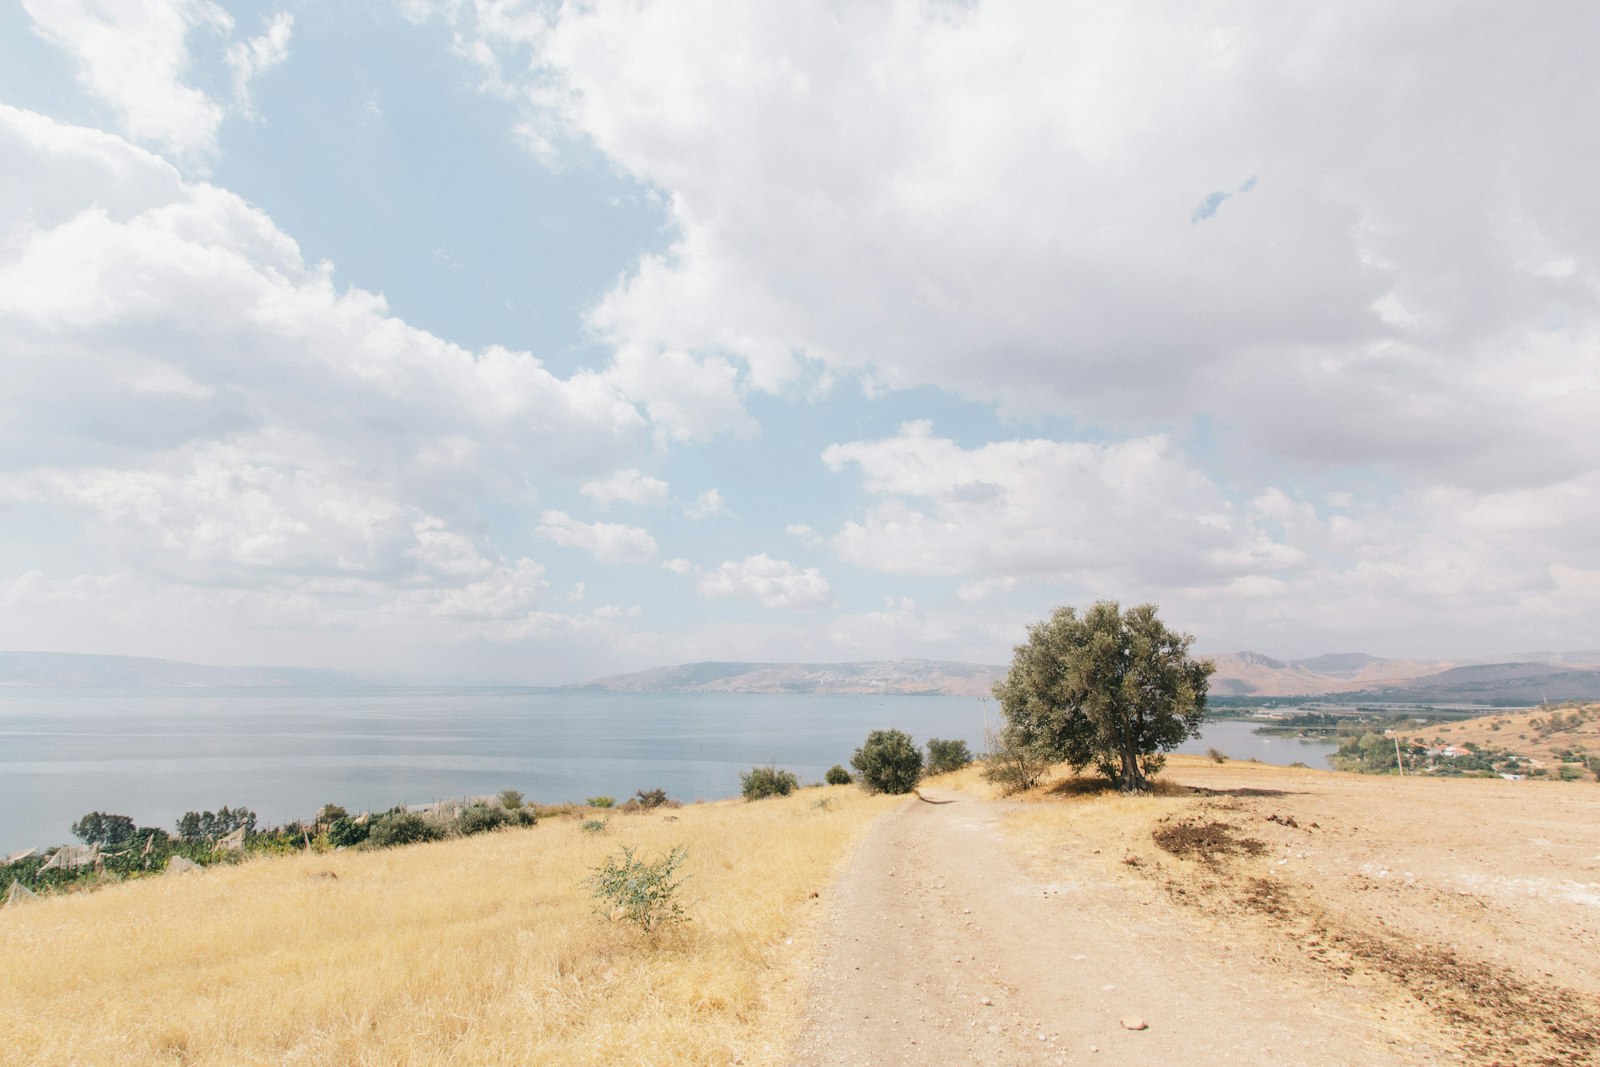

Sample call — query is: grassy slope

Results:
[0,787,897,1066]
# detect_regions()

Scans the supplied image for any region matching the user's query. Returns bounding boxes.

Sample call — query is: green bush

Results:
[851,729,923,794]
[586,796,616,809]
[512,808,539,827]
[740,765,799,800]
[1207,747,1228,764]
[365,812,443,848]
[580,818,609,834]
[584,845,689,933]
[458,804,510,835]
[824,764,852,786]
[327,816,369,848]
[498,790,524,810]
[925,738,974,775]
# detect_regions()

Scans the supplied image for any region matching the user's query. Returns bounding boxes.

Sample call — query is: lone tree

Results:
[851,729,923,794]
[993,601,1214,792]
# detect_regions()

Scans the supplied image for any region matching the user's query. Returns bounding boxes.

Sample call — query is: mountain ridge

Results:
[0,651,367,688]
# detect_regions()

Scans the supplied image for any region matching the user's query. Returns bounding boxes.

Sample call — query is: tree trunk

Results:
[1118,735,1147,792]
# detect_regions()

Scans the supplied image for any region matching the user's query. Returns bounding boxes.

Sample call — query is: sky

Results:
[1,1,1597,684]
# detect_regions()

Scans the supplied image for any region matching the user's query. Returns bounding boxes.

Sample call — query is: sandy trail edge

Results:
[789,788,1415,1067]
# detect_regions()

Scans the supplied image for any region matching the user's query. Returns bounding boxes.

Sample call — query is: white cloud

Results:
[660,558,692,575]
[0,107,661,665]
[22,1,294,162]
[785,523,821,546]
[581,468,671,507]
[431,1,1600,487]
[957,576,1017,603]
[225,12,294,116]
[823,422,1300,588]
[536,510,658,564]
[684,488,730,520]
[697,554,832,611]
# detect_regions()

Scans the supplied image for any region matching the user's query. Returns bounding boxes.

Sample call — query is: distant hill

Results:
[0,651,366,688]
[575,659,1003,697]
[1206,651,1449,697]
[1344,662,1600,705]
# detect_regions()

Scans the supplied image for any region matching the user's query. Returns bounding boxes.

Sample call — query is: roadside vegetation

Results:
[2,793,556,898]
[0,784,896,1065]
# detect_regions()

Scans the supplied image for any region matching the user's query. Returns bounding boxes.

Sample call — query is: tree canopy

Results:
[851,729,923,794]
[992,601,1214,792]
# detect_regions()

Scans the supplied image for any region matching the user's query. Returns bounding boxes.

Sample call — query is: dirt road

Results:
[791,786,1418,1067]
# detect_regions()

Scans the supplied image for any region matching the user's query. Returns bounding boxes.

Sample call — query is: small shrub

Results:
[925,738,974,775]
[824,764,852,786]
[1289,761,1310,769]
[586,796,615,809]
[981,724,1050,795]
[580,818,609,834]
[740,765,799,800]
[1206,747,1228,764]
[810,796,836,811]
[631,787,670,810]
[498,789,524,810]
[458,804,510,835]
[365,812,444,849]
[326,816,369,848]
[512,808,539,827]
[315,804,348,826]
[584,844,690,933]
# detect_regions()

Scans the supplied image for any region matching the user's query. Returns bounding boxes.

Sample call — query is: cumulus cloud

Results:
[23,1,294,161]
[785,523,821,546]
[431,0,1600,488]
[684,488,730,520]
[536,511,658,564]
[822,421,1301,588]
[697,554,832,611]
[581,468,671,508]
[0,106,659,664]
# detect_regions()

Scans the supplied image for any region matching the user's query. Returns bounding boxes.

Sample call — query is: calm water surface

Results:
[0,688,1335,850]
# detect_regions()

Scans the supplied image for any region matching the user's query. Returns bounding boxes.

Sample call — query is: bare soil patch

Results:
[1002,757,1600,1067]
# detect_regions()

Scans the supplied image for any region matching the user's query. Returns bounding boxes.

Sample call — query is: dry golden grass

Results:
[0,786,896,1066]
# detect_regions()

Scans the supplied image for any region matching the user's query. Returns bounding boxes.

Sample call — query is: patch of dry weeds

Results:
[0,786,898,1066]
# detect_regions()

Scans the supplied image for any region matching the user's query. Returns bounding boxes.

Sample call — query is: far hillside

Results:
[1398,704,1600,778]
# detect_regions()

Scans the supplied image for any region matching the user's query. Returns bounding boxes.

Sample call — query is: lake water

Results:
[0,688,1336,851]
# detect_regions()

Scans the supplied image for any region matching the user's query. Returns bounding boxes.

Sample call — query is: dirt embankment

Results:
[794,759,1600,1066]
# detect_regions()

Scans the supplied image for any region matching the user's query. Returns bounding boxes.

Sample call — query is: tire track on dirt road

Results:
[790,788,1418,1066]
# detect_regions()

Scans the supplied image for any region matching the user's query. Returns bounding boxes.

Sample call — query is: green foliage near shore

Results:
[740,765,799,800]
[851,729,923,794]
[924,737,973,775]
[2,789,550,899]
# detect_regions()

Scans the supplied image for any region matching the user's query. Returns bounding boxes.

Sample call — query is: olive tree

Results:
[993,601,1213,792]
[851,729,923,794]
